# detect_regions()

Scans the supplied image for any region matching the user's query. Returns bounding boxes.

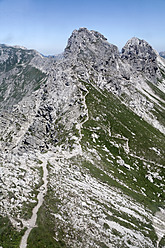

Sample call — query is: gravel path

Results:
[20,157,48,248]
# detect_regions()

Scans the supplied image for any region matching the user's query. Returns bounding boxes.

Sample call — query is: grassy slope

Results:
[27,188,67,248]
[0,66,46,107]
[81,81,165,212]
[27,80,164,247]
[0,216,25,248]
[0,46,47,108]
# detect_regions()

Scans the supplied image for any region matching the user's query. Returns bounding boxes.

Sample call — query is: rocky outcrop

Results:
[121,37,160,82]
[64,28,120,73]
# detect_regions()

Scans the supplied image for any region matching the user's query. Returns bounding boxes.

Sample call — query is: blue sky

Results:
[0,0,165,55]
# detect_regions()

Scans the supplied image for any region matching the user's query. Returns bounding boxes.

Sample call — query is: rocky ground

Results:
[0,28,165,248]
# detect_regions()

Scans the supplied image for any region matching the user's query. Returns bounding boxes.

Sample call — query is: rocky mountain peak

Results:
[65,27,107,51]
[123,37,148,46]
[121,37,157,58]
[121,37,159,82]
[71,27,108,41]
[64,27,119,61]
[63,27,121,81]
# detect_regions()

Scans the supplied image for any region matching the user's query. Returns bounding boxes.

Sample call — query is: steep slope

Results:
[0,44,52,108]
[0,28,165,248]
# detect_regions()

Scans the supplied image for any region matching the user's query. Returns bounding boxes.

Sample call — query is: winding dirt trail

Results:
[19,86,89,247]
[20,157,48,248]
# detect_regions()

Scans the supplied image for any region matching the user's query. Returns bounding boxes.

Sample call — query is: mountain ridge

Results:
[0,28,165,248]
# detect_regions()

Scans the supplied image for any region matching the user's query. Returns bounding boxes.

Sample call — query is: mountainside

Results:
[0,28,165,248]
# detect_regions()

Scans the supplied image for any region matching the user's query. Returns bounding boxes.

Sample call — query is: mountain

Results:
[160,51,165,59]
[0,28,165,248]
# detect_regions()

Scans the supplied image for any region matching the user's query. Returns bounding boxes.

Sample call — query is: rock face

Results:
[0,44,51,109]
[0,28,165,248]
[121,37,160,82]
[64,27,120,69]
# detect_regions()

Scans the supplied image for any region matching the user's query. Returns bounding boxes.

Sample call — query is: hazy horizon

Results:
[0,0,165,55]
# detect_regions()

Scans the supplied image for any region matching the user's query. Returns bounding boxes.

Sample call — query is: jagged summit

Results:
[121,36,159,81]
[64,27,119,59]
[123,36,149,46]
[71,27,108,41]
[65,27,108,48]
[121,36,157,58]
[64,28,160,82]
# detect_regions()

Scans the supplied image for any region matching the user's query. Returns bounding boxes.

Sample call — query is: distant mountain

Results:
[0,28,165,248]
[160,51,165,58]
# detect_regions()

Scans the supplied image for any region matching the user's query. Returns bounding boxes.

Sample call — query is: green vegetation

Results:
[37,159,43,164]
[20,201,37,220]
[159,67,165,79]
[0,215,25,248]
[19,166,44,220]
[10,66,46,103]
[159,235,165,248]
[80,81,165,213]
[1,48,165,247]
[27,188,67,248]
[0,50,47,108]
[147,80,165,102]
[28,79,164,246]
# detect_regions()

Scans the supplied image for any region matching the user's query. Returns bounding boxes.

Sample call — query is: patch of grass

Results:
[20,200,38,220]
[19,166,44,220]
[103,222,110,230]
[27,188,67,248]
[0,59,47,109]
[0,215,25,248]
[147,80,165,102]
[98,242,109,248]
[82,81,165,162]
[159,235,165,248]
[159,67,165,79]
[37,159,43,164]
[80,81,165,213]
